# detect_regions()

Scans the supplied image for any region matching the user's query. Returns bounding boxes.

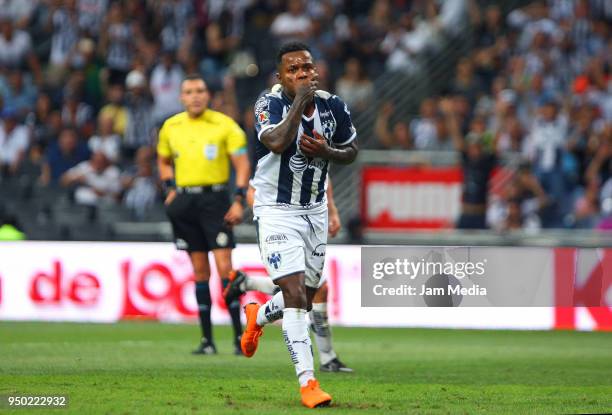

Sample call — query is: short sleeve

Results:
[157,121,172,158]
[254,93,284,140]
[329,95,357,146]
[225,117,247,155]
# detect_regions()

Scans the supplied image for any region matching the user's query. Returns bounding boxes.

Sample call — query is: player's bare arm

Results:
[299,131,358,165]
[225,153,250,225]
[260,80,317,154]
[327,179,341,238]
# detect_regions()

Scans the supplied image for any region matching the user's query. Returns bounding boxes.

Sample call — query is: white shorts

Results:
[255,211,328,288]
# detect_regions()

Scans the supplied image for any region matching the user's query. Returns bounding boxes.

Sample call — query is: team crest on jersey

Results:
[321,120,336,141]
[268,252,281,270]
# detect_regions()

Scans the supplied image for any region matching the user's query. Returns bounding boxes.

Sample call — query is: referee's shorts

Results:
[165,185,236,252]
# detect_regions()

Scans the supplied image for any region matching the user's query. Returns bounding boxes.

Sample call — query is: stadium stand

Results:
[0,0,610,241]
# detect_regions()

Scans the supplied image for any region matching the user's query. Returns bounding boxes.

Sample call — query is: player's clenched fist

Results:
[295,78,318,102]
[299,131,330,159]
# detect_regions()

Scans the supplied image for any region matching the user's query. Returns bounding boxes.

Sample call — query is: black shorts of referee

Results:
[165,184,235,252]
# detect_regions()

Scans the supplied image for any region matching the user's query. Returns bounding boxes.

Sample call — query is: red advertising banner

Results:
[361,167,463,229]
[361,166,514,230]
[0,242,609,331]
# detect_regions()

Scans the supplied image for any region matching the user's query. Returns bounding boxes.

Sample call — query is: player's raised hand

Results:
[294,77,318,104]
[299,131,329,159]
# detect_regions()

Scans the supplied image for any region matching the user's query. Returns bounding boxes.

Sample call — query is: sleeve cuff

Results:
[257,124,277,141]
[334,131,357,147]
[229,147,247,155]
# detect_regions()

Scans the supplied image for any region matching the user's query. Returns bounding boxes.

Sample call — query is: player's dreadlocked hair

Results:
[276,42,312,65]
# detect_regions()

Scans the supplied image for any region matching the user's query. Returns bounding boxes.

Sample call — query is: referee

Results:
[157,74,250,355]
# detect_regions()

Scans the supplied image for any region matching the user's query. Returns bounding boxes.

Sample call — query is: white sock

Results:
[283,308,315,387]
[256,291,284,326]
[310,302,337,365]
[245,276,277,295]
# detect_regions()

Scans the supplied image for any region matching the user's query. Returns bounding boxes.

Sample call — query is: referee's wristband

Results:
[163,179,176,194]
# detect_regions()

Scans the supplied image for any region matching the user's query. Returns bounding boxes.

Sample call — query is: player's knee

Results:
[283,285,308,309]
[313,282,328,303]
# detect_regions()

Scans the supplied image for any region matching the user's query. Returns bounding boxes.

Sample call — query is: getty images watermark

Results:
[361,247,573,307]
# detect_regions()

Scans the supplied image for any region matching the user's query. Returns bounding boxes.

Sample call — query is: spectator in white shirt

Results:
[0,17,42,83]
[0,109,29,177]
[271,0,312,42]
[150,51,184,125]
[524,97,569,225]
[60,151,121,206]
[525,98,568,174]
[410,98,439,150]
[88,113,121,163]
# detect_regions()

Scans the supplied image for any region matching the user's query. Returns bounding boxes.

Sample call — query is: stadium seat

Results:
[96,205,135,225]
[51,204,97,226]
[65,222,111,241]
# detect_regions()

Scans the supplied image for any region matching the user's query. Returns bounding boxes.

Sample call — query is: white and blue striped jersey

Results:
[252,87,356,216]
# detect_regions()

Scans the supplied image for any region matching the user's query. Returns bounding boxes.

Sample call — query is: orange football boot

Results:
[300,379,332,408]
[240,303,263,357]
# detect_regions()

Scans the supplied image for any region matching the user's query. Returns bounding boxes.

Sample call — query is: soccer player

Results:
[224,179,353,373]
[157,74,250,355]
[240,42,358,408]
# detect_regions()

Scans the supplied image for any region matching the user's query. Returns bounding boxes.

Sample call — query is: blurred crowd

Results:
[0,0,610,236]
[0,0,468,223]
[376,0,611,231]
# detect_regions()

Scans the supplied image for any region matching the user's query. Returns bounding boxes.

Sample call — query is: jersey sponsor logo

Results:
[308,158,327,170]
[312,243,326,258]
[204,144,218,160]
[265,234,289,244]
[289,153,308,173]
[216,232,229,247]
[267,252,281,270]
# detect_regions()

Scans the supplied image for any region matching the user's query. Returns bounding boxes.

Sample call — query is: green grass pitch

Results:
[1,321,611,414]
